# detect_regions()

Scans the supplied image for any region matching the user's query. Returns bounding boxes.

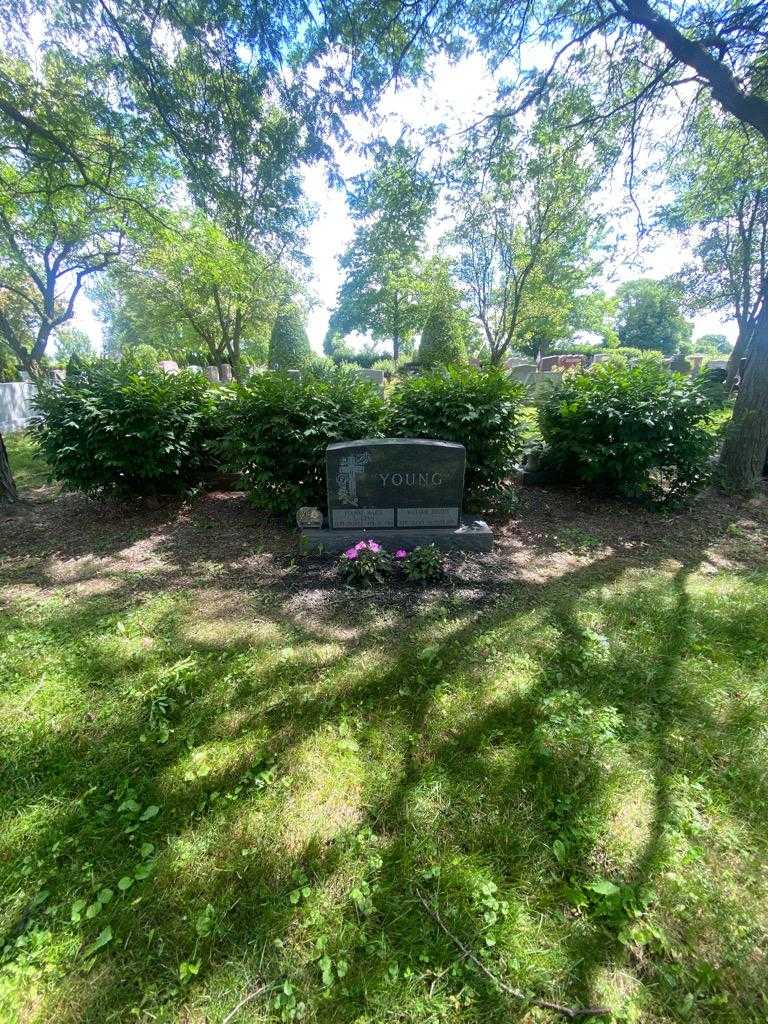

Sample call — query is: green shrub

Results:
[537,361,717,502]
[550,342,609,357]
[612,347,665,364]
[418,298,468,367]
[32,361,220,498]
[400,543,445,582]
[268,304,312,369]
[388,365,525,505]
[331,351,380,368]
[221,366,386,515]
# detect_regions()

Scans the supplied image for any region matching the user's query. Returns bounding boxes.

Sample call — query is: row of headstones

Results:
[158,361,236,382]
[502,352,729,384]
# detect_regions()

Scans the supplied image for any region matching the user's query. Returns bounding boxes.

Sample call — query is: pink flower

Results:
[354,540,367,550]
[345,547,358,559]
[367,541,381,553]
[395,549,407,559]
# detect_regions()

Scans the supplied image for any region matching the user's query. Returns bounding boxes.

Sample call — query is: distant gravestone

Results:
[558,354,584,371]
[204,365,220,382]
[301,438,492,553]
[158,359,180,375]
[355,368,385,394]
[508,363,537,383]
[539,355,559,371]
[219,363,233,382]
[187,364,203,374]
[689,354,705,377]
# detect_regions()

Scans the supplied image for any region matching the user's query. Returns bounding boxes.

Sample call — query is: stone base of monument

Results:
[301,516,493,555]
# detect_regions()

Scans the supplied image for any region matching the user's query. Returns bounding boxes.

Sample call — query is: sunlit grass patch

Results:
[4,431,49,491]
[1,557,768,1022]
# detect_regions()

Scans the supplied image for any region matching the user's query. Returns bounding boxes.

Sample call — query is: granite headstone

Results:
[301,438,492,553]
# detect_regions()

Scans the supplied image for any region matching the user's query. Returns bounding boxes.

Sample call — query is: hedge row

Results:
[32,360,720,510]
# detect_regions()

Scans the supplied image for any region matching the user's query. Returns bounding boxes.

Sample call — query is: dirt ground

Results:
[2,479,766,626]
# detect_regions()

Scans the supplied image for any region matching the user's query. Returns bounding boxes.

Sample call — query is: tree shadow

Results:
[2,494,768,1021]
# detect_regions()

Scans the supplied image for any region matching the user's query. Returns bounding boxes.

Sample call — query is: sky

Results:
[67,51,736,356]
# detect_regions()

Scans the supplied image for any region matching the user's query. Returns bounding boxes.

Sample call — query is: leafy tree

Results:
[328,141,436,360]
[97,213,286,374]
[695,334,732,356]
[452,97,606,364]
[417,263,469,366]
[565,291,620,349]
[323,330,353,361]
[0,54,162,374]
[614,279,693,356]
[268,303,312,369]
[664,105,768,386]
[312,0,768,490]
[53,327,96,363]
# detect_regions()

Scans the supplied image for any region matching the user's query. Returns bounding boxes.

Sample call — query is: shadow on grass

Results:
[2,501,768,1022]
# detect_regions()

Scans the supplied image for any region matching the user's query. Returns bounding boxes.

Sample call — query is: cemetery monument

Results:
[301,438,493,553]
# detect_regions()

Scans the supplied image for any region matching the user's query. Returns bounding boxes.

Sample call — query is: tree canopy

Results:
[665,102,768,383]
[451,95,607,363]
[0,53,164,371]
[95,213,286,374]
[615,279,693,356]
[327,141,436,361]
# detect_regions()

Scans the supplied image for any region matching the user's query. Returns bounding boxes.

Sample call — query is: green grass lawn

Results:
[2,441,767,1024]
[3,431,50,491]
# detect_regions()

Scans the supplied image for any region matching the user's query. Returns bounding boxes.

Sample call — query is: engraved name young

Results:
[326,439,466,530]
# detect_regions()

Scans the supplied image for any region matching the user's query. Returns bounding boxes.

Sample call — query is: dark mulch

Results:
[2,479,766,623]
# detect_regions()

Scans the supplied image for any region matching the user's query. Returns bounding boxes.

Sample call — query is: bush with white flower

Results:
[400,543,445,582]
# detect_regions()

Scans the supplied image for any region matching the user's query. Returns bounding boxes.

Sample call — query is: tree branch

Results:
[416,890,611,1020]
[613,0,768,142]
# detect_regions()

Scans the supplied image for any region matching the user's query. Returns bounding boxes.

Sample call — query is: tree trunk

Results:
[0,431,18,503]
[726,320,754,390]
[718,305,768,493]
[623,0,768,145]
[231,334,243,381]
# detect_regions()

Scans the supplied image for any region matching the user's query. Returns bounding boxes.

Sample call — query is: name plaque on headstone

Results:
[326,439,466,530]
